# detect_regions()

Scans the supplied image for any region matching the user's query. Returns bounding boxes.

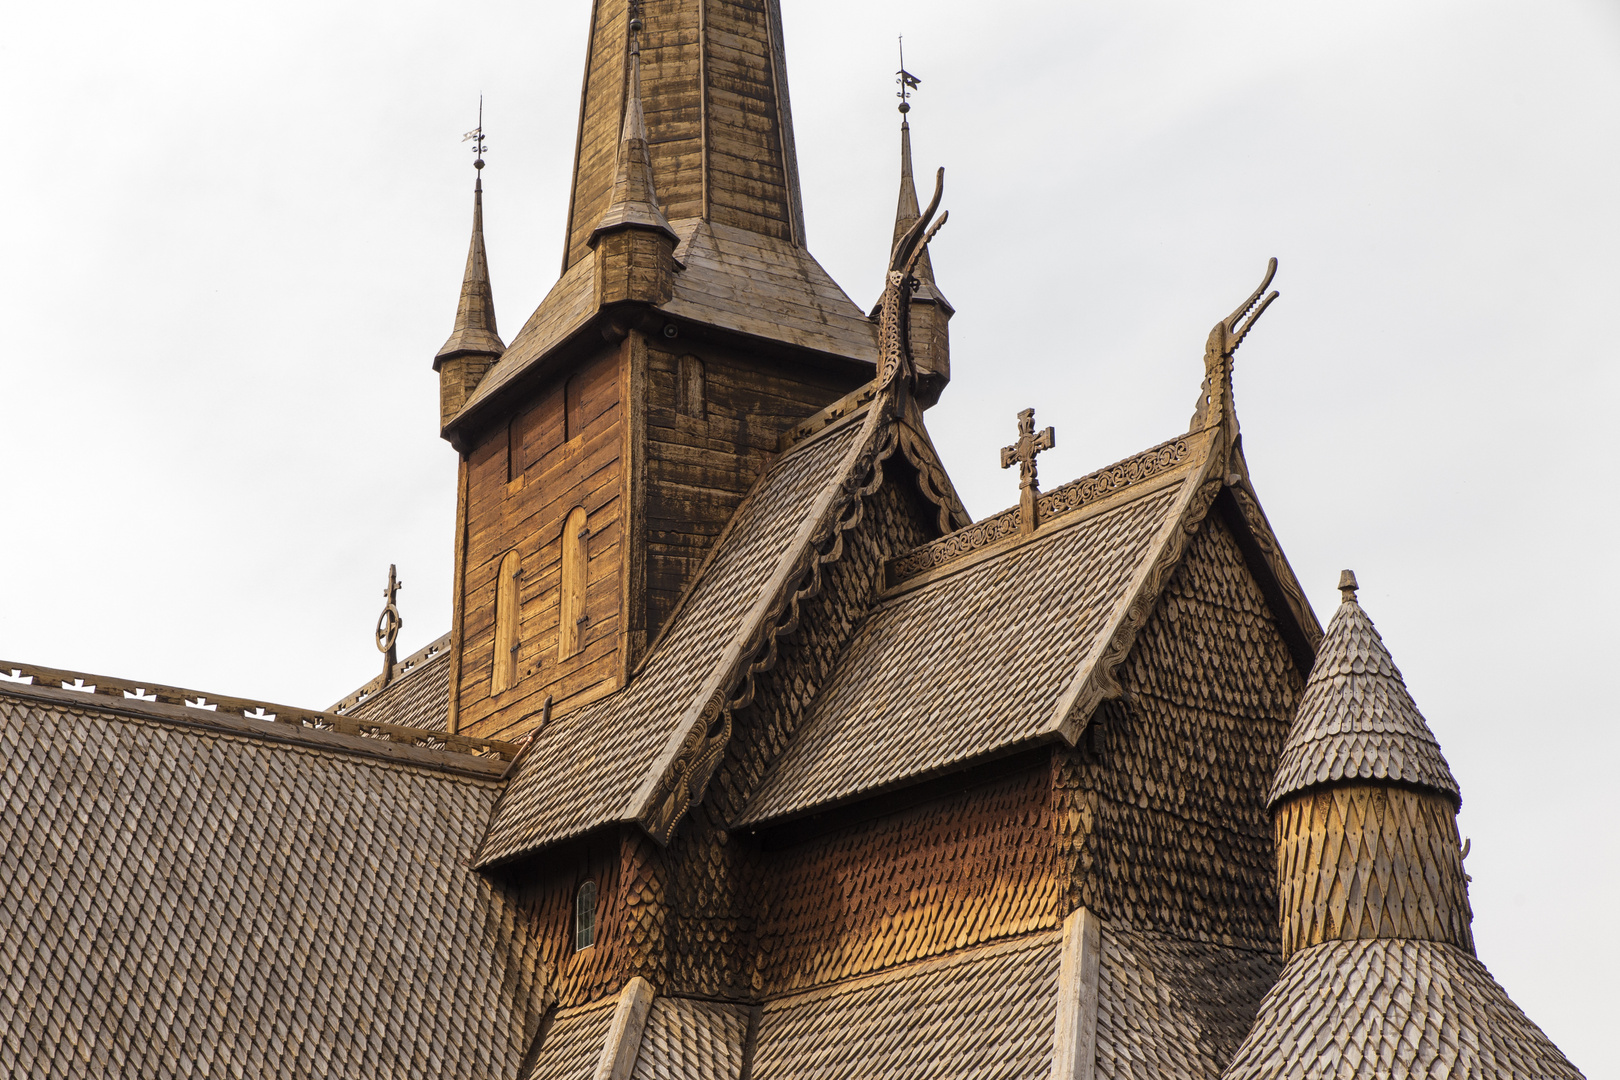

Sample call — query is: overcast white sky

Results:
[2,0,1615,1068]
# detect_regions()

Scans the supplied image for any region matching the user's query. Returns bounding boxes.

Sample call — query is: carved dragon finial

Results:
[1189,257,1279,436]
[877,167,948,393]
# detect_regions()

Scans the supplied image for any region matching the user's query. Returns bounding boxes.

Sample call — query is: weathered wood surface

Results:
[1050,907,1102,1080]
[459,346,629,741]
[1274,784,1472,957]
[642,340,848,642]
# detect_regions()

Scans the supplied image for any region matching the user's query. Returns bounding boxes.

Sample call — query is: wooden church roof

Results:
[0,680,546,1079]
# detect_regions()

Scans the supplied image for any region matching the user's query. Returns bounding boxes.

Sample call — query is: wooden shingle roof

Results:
[477,414,869,866]
[1221,939,1584,1080]
[0,683,549,1080]
[737,463,1193,826]
[749,933,1063,1080]
[1268,591,1459,809]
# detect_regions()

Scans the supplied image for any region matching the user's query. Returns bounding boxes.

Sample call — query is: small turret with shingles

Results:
[1269,568,1460,811]
[884,115,953,407]
[1223,571,1586,1080]
[434,168,505,431]
[590,16,679,307]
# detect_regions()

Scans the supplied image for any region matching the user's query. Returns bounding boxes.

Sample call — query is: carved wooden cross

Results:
[1000,408,1055,534]
[376,564,404,685]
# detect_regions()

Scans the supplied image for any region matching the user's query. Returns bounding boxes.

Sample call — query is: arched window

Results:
[676,354,706,419]
[574,880,597,952]
[560,506,589,659]
[491,550,521,694]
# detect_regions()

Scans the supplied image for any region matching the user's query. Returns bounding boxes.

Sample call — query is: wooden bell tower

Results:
[436,0,887,740]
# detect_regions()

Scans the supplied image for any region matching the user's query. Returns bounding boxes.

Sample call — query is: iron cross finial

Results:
[896,36,920,115]
[376,564,405,685]
[463,97,488,172]
[1000,408,1055,534]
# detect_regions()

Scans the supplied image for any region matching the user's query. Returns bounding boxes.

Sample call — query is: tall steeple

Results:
[561,0,807,271]
[434,133,506,431]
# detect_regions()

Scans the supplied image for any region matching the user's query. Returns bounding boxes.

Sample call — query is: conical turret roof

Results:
[1269,572,1459,809]
[591,33,677,243]
[436,175,505,364]
[890,119,950,310]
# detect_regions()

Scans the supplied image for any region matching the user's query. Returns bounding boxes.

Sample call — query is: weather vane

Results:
[463,96,488,171]
[896,36,920,114]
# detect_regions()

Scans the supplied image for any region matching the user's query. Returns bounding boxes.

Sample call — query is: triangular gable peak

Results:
[736,259,1322,830]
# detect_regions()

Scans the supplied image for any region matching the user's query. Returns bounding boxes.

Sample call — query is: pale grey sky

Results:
[2,0,1615,1068]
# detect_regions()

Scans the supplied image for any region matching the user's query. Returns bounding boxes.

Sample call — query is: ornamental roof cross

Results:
[1000,408,1055,534]
[376,564,404,686]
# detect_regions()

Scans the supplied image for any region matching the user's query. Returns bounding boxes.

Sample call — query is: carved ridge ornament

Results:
[643,689,733,842]
[1228,482,1324,650]
[1058,475,1224,741]
[888,435,1194,584]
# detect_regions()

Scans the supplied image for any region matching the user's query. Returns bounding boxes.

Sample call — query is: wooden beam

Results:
[592,976,654,1080]
[1049,906,1101,1080]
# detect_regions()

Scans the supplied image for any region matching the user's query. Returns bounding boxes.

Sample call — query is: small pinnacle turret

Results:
[1270,571,1460,809]
[435,134,506,431]
[590,16,679,307]
[883,78,953,407]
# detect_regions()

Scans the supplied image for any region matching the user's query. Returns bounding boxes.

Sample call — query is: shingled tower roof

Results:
[435,173,505,364]
[590,26,677,243]
[1268,570,1460,809]
[890,118,949,310]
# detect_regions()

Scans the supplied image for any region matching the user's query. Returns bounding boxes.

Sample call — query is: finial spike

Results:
[1338,569,1359,603]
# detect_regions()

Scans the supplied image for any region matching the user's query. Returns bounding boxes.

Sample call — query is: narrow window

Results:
[574,880,597,952]
[506,418,520,483]
[559,507,589,659]
[676,354,706,419]
[564,373,585,441]
[491,549,521,694]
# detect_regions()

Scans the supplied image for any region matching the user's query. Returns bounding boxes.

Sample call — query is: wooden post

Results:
[592,976,654,1080]
[1050,906,1101,1080]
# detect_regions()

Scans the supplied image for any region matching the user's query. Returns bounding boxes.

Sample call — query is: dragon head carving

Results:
[1190,257,1279,436]
[877,167,948,393]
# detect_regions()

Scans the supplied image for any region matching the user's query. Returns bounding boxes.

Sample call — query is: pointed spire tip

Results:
[1338,569,1359,603]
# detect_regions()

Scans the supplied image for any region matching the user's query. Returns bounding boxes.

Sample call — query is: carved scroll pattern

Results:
[638,418,905,844]
[643,690,733,842]
[895,419,973,536]
[1228,483,1324,650]
[888,435,1193,585]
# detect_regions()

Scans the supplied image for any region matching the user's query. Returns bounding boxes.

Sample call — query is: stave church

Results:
[0,1,1584,1077]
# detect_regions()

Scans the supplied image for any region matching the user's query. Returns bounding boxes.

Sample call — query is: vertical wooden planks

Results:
[561,506,591,659]
[492,549,522,694]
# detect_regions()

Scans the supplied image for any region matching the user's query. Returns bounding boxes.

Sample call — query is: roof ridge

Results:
[0,678,513,779]
[1,656,516,766]
[886,430,1202,588]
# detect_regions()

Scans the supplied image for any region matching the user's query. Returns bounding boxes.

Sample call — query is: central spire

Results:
[561,0,806,272]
